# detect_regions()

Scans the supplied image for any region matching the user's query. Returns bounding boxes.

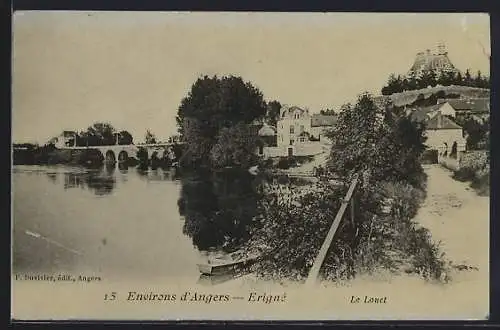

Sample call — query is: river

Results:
[12,164,262,283]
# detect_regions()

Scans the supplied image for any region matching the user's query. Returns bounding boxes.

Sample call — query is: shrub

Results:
[353,181,447,281]
[245,182,349,281]
[276,157,291,169]
[136,147,149,165]
[453,151,490,196]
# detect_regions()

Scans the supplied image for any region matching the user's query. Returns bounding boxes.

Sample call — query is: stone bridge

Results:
[60,142,184,165]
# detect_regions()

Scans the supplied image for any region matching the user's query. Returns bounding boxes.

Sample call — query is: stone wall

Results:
[262,142,324,158]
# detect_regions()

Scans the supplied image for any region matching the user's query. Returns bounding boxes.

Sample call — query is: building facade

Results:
[410,107,466,155]
[49,131,77,148]
[276,105,312,148]
[438,98,490,123]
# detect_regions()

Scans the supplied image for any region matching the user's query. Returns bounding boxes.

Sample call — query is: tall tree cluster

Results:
[176,75,267,168]
[326,93,427,188]
[74,123,134,146]
[381,69,490,95]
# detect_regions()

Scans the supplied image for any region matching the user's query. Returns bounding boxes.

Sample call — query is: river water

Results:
[12,164,261,283]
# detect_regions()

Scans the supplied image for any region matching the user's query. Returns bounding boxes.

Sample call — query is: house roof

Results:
[311,114,338,127]
[280,105,309,118]
[426,114,462,130]
[409,104,442,122]
[445,98,490,113]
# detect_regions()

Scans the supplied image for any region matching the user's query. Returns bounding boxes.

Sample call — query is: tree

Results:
[209,122,259,169]
[475,70,483,88]
[118,130,133,145]
[266,100,282,127]
[462,117,487,150]
[325,93,427,188]
[381,73,404,95]
[455,72,463,86]
[463,69,473,86]
[145,130,157,144]
[418,69,437,89]
[79,122,116,146]
[320,108,336,115]
[176,75,267,167]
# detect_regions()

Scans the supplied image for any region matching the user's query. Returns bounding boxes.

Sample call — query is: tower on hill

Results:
[408,42,459,77]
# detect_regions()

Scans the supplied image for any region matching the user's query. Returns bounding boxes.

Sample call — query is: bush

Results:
[471,171,490,196]
[352,181,447,281]
[453,167,476,182]
[453,151,490,196]
[246,182,350,281]
[277,157,291,169]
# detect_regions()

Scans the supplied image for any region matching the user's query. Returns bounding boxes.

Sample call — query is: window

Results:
[290,139,294,145]
[300,125,304,133]
[290,126,294,134]
[299,137,305,143]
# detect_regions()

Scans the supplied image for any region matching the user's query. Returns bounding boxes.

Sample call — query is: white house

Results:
[276,105,311,148]
[258,105,337,157]
[410,107,466,155]
[424,113,466,155]
[48,131,77,148]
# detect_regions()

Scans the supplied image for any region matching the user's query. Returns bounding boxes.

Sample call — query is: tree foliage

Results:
[265,100,282,127]
[145,130,157,144]
[455,116,490,150]
[381,69,490,95]
[77,122,117,146]
[209,122,259,169]
[325,93,427,188]
[319,108,336,115]
[176,75,267,167]
[118,130,133,145]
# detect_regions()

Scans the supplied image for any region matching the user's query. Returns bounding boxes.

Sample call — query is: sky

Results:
[12,12,490,144]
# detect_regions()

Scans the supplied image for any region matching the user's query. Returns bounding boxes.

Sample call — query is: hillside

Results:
[374,85,490,108]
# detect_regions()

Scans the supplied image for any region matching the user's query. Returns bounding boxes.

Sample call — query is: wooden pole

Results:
[350,191,355,227]
[305,174,359,287]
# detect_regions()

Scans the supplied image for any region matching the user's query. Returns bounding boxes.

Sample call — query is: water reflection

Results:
[136,166,179,182]
[58,164,117,196]
[178,169,263,253]
[41,163,265,256]
[46,172,58,184]
[118,162,129,174]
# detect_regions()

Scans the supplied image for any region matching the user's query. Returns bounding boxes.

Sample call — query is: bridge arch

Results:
[105,150,116,164]
[118,150,128,163]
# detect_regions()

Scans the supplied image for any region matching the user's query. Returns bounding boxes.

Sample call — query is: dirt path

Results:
[414,164,489,283]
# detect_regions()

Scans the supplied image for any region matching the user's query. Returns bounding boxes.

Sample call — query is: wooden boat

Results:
[197,251,260,276]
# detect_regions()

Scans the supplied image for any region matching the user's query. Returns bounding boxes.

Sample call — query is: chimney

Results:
[437,113,442,128]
